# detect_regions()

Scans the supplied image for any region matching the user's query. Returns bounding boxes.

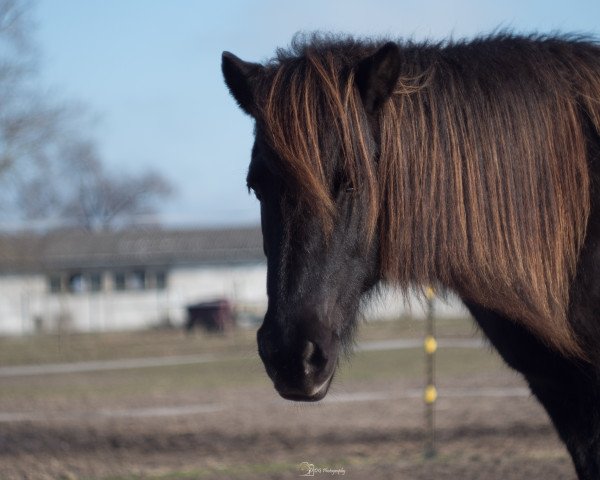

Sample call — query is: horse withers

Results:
[222,34,600,479]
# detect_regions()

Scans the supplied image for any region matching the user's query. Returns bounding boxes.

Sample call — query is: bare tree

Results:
[0,0,44,161]
[0,0,33,49]
[0,0,72,214]
[59,140,173,230]
[0,0,174,231]
[18,137,173,231]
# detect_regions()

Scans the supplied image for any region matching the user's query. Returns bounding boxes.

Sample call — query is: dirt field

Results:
[0,320,577,480]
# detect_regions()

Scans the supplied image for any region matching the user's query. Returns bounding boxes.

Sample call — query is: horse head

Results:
[222,43,401,401]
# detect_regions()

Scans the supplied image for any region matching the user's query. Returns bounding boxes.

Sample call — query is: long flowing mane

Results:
[255,34,600,357]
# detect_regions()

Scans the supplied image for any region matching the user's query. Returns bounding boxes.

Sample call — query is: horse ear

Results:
[355,42,401,114]
[222,51,263,116]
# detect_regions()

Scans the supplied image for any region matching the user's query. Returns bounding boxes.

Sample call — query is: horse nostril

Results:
[302,341,315,366]
[302,340,327,375]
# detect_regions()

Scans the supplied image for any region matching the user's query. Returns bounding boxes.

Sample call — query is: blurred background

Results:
[0,1,598,479]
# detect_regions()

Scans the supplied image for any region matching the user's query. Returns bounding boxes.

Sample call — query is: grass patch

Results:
[0,316,479,367]
[0,329,258,367]
[360,315,478,340]
[338,345,502,383]
[0,355,269,403]
[0,315,496,404]
[0,345,504,404]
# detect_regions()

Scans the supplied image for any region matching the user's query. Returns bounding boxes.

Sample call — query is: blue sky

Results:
[34,0,600,227]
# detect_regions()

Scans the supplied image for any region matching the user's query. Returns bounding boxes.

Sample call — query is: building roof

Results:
[0,226,265,272]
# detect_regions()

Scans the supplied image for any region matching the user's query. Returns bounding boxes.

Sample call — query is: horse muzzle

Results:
[257,324,339,402]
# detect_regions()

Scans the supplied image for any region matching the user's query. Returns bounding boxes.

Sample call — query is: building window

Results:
[155,271,167,290]
[113,271,156,292]
[90,273,102,292]
[49,275,62,293]
[48,270,168,293]
[114,272,126,291]
[48,272,105,294]
[128,270,146,290]
[68,273,87,293]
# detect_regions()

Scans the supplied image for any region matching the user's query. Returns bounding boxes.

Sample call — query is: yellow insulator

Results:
[424,385,438,404]
[425,286,435,300]
[424,335,438,354]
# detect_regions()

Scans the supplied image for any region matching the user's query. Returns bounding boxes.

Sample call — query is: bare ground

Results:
[0,374,576,480]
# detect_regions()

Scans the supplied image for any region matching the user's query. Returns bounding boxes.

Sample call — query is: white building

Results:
[0,226,466,336]
[0,227,266,335]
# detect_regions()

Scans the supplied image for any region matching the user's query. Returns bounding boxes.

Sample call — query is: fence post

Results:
[424,286,437,458]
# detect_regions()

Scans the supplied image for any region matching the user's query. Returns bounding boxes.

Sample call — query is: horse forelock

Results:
[256,46,380,239]
[256,34,600,359]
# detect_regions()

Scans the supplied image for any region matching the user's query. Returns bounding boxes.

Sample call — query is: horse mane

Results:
[256,33,600,358]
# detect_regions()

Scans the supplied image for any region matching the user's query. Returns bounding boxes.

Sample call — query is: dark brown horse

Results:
[222,33,600,479]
